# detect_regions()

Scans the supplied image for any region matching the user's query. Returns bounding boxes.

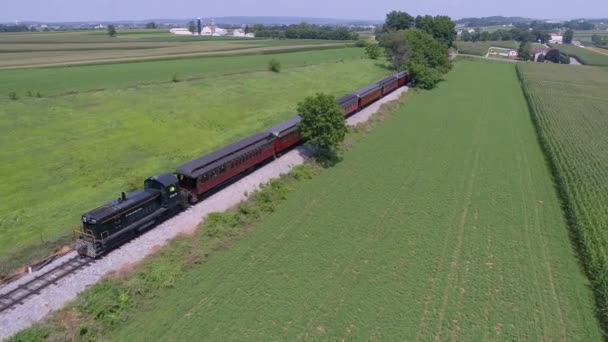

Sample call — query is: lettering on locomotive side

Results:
[125,207,143,218]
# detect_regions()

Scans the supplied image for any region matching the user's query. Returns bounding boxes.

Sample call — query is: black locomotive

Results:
[75,173,184,258]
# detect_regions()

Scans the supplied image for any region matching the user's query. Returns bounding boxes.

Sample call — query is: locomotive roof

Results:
[268,116,301,137]
[146,173,177,187]
[377,75,398,86]
[354,83,381,97]
[176,131,274,179]
[83,189,158,223]
[337,94,358,104]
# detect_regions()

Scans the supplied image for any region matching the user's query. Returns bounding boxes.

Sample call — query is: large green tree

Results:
[380,29,451,89]
[298,93,347,161]
[414,15,456,46]
[383,11,414,32]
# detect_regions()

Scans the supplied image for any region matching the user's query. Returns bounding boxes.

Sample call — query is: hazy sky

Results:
[1,0,606,22]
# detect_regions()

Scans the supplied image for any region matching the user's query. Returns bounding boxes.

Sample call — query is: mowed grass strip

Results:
[0,48,365,97]
[518,62,608,332]
[108,60,602,340]
[0,57,388,274]
[455,40,518,56]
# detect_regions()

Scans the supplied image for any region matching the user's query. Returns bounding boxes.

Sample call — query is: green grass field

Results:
[0,30,353,68]
[0,48,365,97]
[518,62,608,331]
[455,41,518,56]
[574,30,608,44]
[95,60,600,340]
[0,50,387,275]
[550,44,608,66]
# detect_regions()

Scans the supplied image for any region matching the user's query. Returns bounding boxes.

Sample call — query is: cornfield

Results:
[518,62,608,331]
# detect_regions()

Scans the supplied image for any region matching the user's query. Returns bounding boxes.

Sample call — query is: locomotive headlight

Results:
[82,217,87,223]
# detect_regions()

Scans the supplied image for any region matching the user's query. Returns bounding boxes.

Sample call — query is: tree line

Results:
[460,27,553,44]
[251,23,358,40]
[0,24,35,32]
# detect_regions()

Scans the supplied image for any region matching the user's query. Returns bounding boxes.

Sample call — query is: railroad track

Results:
[0,256,93,313]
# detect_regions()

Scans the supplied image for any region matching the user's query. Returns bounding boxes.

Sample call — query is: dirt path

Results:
[0,86,409,340]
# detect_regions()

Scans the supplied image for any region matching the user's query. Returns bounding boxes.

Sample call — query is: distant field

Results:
[0,30,353,68]
[518,62,608,331]
[455,41,518,56]
[550,44,608,66]
[574,30,608,44]
[105,60,601,340]
[0,53,387,275]
[0,48,365,97]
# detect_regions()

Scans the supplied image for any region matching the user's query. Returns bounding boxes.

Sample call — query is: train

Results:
[75,71,410,258]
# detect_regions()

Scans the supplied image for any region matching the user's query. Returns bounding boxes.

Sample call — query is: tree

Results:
[107,25,116,37]
[379,29,450,88]
[419,16,456,46]
[188,21,196,34]
[379,30,412,69]
[461,30,472,42]
[297,93,347,161]
[544,49,561,63]
[365,43,381,60]
[383,11,414,32]
[480,31,490,41]
[537,54,545,63]
[408,62,442,89]
[563,29,574,44]
[268,58,281,72]
[145,22,157,29]
[518,41,532,61]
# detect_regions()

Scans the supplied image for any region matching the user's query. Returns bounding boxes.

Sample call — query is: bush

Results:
[408,62,443,89]
[8,91,18,100]
[365,43,382,60]
[355,39,368,47]
[268,58,281,73]
[537,54,545,63]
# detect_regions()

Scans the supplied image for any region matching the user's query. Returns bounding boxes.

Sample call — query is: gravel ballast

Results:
[0,86,408,340]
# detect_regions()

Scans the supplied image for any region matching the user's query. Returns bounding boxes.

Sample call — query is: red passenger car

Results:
[268,116,302,155]
[355,84,382,109]
[176,132,276,203]
[377,76,399,96]
[337,94,359,117]
[395,71,410,87]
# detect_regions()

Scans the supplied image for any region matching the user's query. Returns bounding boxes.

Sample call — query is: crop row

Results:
[517,62,608,332]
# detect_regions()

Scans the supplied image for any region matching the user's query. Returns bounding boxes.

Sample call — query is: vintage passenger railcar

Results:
[269,116,302,155]
[176,132,276,204]
[76,173,183,257]
[337,94,359,117]
[355,84,382,109]
[377,75,399,96]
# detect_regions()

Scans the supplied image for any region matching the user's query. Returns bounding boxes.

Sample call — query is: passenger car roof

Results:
[176,132,274,179]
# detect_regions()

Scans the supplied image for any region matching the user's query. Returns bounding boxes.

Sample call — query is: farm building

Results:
[169,28,192,35]
[550,35,563,44]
